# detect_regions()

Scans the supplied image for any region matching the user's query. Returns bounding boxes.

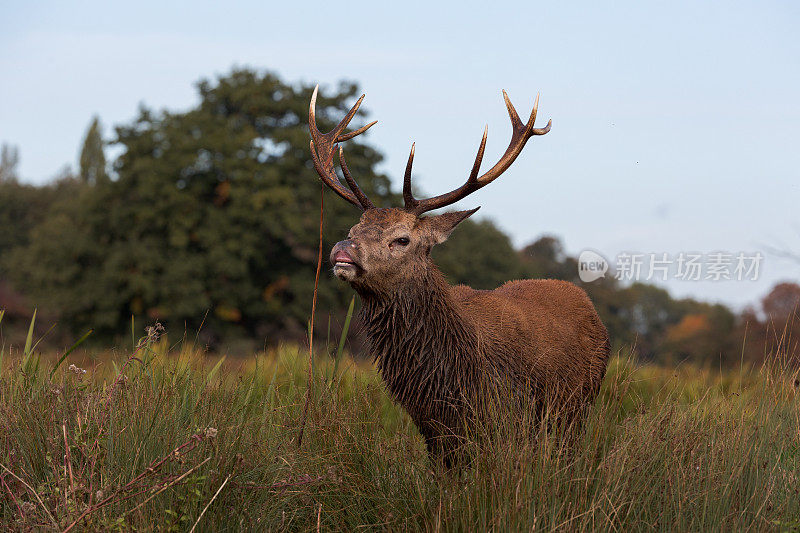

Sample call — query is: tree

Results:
[662,304,736,365]
[11,69,397,344]
[433,219,525,289]
[762,282,800,322]
[0,176,76,265]
[79,117,107,185]
[0,143,20,182]
[519,236,578,281]
[736,282,800,366]
[0,170,82,346]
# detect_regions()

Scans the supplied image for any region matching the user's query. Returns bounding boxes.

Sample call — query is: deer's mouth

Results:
[332,249,361,277]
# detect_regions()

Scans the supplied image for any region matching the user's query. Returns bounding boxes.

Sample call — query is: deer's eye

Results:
[392,237,410,246]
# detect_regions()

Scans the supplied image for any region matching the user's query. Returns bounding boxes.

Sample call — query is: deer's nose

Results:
[330,239,359,266]
[336,239,357,251]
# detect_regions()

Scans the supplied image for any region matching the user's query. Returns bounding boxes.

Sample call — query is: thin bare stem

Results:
[63,424,74,496]
[297,185,324,448]
[125,456,212,516]
[189,475,230,533]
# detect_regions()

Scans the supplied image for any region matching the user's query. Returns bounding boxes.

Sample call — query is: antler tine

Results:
[308,85,377,210]
[338,147,375,209]
[529,93,553,136]
[338,120,378,142]
[402,143,417,210]
[406,91,550,215]
[468,125,489,183]
[503,90,523,129]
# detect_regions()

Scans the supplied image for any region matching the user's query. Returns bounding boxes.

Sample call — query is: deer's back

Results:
[450,278,610,402]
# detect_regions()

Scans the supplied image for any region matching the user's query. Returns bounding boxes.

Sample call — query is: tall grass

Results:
[0,321,799,531]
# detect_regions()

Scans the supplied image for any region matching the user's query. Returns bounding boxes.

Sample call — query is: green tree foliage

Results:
[0,171,81,340]
[10,69,397,343]
[0,182,52,259]
[433,219,524,289]
[0,175,77,267]
[78,117,108,185]
[519,236,579,281]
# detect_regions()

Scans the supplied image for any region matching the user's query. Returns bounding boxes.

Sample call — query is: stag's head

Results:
[328,207,478,291]
[308,86,551,294]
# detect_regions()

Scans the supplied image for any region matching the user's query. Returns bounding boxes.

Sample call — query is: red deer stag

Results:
[308,86,610,465]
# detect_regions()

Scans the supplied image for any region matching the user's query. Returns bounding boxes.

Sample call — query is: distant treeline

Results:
[0,68,797,365]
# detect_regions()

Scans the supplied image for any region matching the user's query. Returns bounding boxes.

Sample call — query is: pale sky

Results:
[1,1,798,309]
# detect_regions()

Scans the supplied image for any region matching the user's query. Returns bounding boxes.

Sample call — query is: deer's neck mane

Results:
[358,265,482,410]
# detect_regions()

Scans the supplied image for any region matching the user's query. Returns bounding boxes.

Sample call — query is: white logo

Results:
[578,250,609,282]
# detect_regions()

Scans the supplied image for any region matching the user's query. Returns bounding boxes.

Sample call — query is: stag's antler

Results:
[309,85,377,210]
[403,91,551,215]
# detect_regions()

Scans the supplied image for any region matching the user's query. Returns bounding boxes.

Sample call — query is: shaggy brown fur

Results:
[330,208,610,464]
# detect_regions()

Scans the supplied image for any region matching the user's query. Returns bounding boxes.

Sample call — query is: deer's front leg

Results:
[419,421,461,470]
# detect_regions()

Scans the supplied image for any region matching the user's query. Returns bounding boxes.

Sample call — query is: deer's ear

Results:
[422,207,480,245]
